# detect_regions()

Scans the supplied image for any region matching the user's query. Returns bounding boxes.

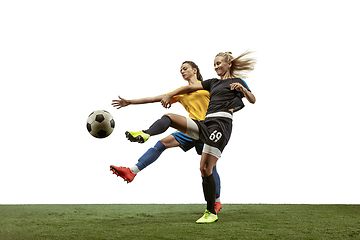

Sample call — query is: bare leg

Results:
[160,134,180,149]
[164,113,188,134]
[200,153,218,177]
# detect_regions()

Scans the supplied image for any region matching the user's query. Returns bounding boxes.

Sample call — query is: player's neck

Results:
[188,77,198,85]
[220,72,232,80]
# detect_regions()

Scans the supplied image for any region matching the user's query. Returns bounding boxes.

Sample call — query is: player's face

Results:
[214,56,231,78]
[180,63,195,80]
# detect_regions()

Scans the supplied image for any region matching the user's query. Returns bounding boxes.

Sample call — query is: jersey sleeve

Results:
[239,79,251,92]
[201,79,215,92]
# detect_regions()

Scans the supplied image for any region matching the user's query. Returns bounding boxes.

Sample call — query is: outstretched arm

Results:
[112,94,166,109]
[161,82,204,108]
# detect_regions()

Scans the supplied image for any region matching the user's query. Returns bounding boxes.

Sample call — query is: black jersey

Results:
[201,78,251,115]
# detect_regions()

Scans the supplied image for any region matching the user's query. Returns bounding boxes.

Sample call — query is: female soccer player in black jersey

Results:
[126,51,256,223]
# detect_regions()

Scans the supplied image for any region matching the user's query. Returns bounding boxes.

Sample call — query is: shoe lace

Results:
[203,210,211,219]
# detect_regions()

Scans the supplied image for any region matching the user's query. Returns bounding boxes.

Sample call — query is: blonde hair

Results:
[216,50,256,78]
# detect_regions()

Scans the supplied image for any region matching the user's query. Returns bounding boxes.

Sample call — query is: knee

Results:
[153,141,167,152]
[161,114,173,123]
[159,139,168,148]
[160,137,178,149]
[200,166,211,177]
[163,113,174,119]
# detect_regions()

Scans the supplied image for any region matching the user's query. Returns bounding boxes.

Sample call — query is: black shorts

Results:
[185,112,233,158]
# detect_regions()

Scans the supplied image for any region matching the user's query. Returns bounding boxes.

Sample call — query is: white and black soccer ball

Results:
[86,110,115,138]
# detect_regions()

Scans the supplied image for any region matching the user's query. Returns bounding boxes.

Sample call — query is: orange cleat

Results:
[110,165,136,183]
[215,202,222,214]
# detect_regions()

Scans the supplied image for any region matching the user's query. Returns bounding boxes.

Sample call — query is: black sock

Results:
[202,174,216,215]
[143,115,172,136]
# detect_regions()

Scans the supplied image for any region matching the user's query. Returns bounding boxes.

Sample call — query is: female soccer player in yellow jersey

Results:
[126,51,256,223]
[110,61,222,214]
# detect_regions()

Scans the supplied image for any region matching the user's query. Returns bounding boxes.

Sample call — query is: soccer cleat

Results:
[196,210,218,224]
[215,202,222,214]
[110,165,136,183]
[125,131,150,143]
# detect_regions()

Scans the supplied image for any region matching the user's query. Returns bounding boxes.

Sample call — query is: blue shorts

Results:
[171,131,204,155]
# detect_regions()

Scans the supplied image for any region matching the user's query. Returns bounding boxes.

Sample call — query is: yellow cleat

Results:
[196,210,218,224]
[125,131,150,143]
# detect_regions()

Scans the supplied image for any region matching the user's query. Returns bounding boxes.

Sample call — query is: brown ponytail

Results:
[182,61,203,81]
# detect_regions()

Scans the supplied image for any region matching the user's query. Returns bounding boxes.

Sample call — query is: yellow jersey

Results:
[166,82,209,121]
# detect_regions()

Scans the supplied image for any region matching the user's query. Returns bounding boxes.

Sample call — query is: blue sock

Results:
[212,165,221,200]
[135,141,166,171]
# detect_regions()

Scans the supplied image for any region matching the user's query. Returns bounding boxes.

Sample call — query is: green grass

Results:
[1,204,360,239]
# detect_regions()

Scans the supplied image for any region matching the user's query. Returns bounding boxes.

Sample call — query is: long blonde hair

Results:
[216,50,256,79]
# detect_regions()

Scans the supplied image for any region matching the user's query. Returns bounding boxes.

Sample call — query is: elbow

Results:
[249,92,256,104]
[250,96,256,104]
[245,91,256,104]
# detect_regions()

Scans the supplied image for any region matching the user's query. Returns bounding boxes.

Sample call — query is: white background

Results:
[1,0,359,204]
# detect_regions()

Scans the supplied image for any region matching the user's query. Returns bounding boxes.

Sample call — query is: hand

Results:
[160,95,172,109]
[112,96,130,109]
[230,83,247,93]
[231,83,256,103]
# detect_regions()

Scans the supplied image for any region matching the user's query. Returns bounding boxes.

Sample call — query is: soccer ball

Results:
[86,110,115,138]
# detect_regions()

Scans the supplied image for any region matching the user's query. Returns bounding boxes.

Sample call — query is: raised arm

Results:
[112,94,166,109]
[161,82,204,108]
